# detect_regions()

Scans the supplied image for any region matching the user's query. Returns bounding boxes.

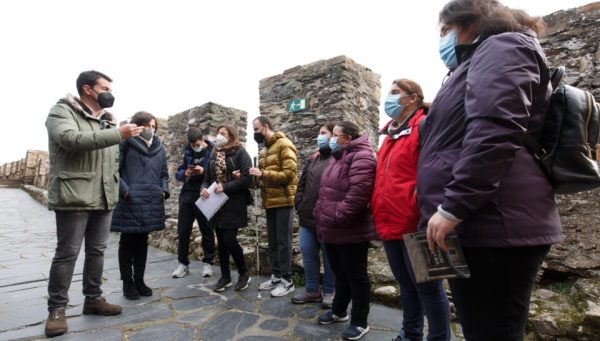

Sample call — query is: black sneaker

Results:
[318,310,349,325]
[235,273,251,291]
[213,277,232,292]
[341,324,370,340]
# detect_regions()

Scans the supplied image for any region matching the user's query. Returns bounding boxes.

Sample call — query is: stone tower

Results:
[258,55,381,170]
[163,102,248,216]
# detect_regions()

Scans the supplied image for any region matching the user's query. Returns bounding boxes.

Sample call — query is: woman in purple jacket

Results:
[314,121,376,341]
[418,0,563,340]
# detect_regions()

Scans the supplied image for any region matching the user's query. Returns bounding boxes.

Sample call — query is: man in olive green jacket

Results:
[44,70,143,338]
[250,115,298,298]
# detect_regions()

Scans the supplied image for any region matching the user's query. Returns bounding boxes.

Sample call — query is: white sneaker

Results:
[258,275,282,291]
[322,292,335,309]
[270,278,295,297]
[202,263,213,277]
[172,263,189,278]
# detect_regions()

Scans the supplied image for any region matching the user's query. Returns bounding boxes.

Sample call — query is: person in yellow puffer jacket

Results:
[249,115,298,298]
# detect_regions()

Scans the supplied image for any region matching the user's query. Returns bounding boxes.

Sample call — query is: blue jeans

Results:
[383,240,451,341]
[299,227,334,294]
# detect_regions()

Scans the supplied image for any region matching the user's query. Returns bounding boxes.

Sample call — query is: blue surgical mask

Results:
[439,30,458,69]
[329,136,340,153]
[316,134,329,150]
[384,94,404,119]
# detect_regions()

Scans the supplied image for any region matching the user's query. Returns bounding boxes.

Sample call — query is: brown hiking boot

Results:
[45,308,67,337]
[82,297,122,316]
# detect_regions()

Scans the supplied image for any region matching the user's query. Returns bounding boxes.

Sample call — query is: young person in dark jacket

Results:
[200,125,253,292]
[172,128,216,278]
[418,1,563,339]
[292,123,335,308]
[314,121,376,341]
[372,80,450,341]
[111,111,169,300]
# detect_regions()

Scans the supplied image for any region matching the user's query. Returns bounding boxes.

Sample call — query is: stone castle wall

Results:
[541,2,600,99]
[258,55,381,171]
[1,150,48,186]
[147,102,249,261]
[526,4,600,340]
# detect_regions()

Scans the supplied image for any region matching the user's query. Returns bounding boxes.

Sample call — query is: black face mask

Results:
[254,131,265,144]
[97,92,115,108]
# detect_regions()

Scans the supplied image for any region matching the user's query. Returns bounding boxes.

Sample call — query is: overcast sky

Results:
[0,0,591,164]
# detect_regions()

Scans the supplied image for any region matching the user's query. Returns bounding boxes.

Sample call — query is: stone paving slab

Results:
[0,187,460,340]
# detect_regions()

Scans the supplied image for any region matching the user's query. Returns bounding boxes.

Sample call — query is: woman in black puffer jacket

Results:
[201,125,252,292]
[111,111,169,300]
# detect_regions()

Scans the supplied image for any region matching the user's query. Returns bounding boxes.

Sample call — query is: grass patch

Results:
[291,271,305,288]
[546,281,573,294]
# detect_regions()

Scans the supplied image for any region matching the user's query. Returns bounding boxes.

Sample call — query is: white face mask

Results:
[191,144,203,153]
[215,134,228,147]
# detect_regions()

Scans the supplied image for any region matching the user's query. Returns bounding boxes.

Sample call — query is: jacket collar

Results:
[58,93,116,125]
[333,134,371,159]
[128,136,163,156]
[453,30,536,69]
[266,131,286,147]
[454,38,483,68]
[185,138,214,154]
[380,108,424,138]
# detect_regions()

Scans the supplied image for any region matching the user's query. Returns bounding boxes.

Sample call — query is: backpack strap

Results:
[551,66,565,91]
[522,134,546,160]
[522,66,566,159]
[418,116,427,148]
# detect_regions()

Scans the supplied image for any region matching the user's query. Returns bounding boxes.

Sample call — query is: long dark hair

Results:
[440,0,545,38]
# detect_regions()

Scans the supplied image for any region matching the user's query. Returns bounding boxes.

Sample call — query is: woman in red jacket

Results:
[371,79,450,341]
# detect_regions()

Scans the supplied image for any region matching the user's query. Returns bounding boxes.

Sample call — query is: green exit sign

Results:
[287,98,306,113]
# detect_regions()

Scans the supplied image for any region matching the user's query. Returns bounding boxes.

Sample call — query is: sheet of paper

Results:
[195,182,229,221]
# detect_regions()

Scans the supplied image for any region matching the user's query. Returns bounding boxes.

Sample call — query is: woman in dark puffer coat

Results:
[314,121,376,341]
[111,111,169,300]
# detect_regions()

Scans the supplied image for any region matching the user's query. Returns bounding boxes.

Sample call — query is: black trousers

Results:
[216,228,247,279]
[266,206,293,280]
[177,191,215,265]
[325,242,371,328]
[118,232,149,281]
[449,245,550,341]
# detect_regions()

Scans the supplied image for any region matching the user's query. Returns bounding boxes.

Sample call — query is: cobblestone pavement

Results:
[0,188,454,340]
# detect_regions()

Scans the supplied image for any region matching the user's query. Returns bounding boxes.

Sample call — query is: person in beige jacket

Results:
[249,115,298,297]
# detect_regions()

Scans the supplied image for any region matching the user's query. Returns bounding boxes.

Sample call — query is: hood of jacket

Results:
[58,94,117,127]
[127,135,164,157]
[266,131,288,147]
[332,134,371,159]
